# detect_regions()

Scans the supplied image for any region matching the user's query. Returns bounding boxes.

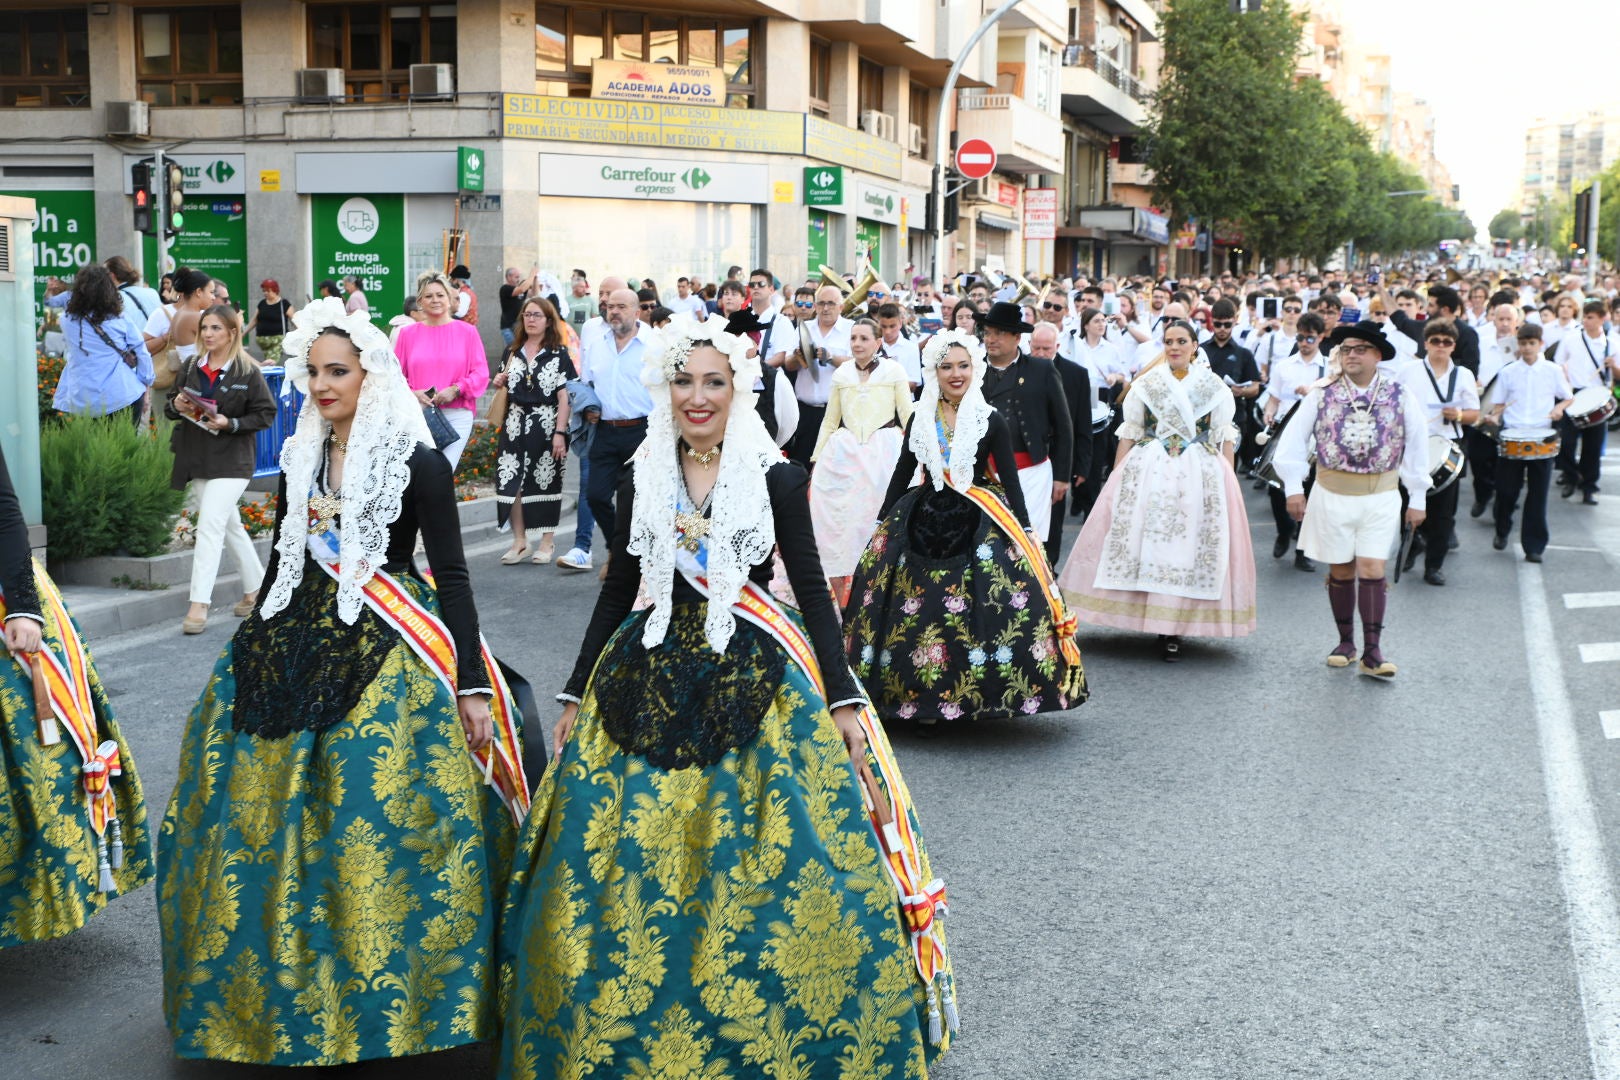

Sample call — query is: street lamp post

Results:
[930,0,1026,288]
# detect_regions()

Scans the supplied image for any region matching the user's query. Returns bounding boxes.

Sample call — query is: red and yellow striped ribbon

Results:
[959,485,1084,672]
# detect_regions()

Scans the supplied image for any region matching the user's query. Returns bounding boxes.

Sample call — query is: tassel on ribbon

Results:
[96,835,115,894]
[108,817,125,870]
[941,974,961,1035]
[925,981,942,1047]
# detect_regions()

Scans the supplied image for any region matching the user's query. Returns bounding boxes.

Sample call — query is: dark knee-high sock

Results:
[1358,577,1387,663]
[1327,576,1356,649]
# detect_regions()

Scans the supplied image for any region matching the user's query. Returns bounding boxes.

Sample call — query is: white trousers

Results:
[1017,458,1054,539]
[187,477,263,605]
[440,407,476,472]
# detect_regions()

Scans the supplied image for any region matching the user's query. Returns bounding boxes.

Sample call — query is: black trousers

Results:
[585,419,647,546]
[789,403,825,472]
[1420,476,1461,571]
[1464,427,1497,508]
[1493,456,1552,556]
[1555,416,1606,495]
[1266,470,1312,546]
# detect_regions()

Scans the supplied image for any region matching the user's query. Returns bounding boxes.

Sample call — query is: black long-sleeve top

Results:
[1388,309,1481,375]
[563,460,863,707]
[879,409,1032,527]
[259,444,491,692]
[0,443,41,621]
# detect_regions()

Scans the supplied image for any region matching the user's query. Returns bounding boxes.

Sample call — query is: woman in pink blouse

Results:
[394,271,490,469]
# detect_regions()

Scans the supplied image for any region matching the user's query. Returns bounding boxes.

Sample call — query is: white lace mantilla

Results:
[260,297,431,626]
[912,329,991,493]
[630,314,780,655]
[1094,364,1234,601]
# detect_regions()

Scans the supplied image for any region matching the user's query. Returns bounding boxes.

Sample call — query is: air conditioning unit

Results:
[859,109,896,142]
[296,68,344,104]
[907,123,924,155]
[105,100,150,137]
[409,63,454,101]
[967,176,998,203]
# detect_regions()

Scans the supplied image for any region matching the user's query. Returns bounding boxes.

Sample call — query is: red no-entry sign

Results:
[955,139,997,180]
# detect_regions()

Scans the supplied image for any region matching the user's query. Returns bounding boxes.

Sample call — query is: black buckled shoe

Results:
[1423,568,1446,586]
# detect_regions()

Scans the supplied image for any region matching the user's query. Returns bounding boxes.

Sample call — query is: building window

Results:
[857,58,883,121]
[808,38,831,117]
[908,82,929,158]
[534,4,759,108]
[0,10,90,108]
[137,7,243,106]
[308,3,457,102]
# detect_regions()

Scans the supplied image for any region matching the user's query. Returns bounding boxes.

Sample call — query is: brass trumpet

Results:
[818,264,853,295]
[1010,273,1038,303]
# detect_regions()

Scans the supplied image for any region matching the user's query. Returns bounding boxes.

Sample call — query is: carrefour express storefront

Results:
[535,152,765,291]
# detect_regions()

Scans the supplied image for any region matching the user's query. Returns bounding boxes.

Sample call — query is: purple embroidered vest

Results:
[1313,376,1407,475]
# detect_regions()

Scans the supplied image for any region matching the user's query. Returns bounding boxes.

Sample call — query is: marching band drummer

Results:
[1468,298,1522,520]
[1400,320,1479,586]
[1273,321,1429,679]
[1261,312,1330,572]
[1488,323,1573,563]
[1553,299,1619,505]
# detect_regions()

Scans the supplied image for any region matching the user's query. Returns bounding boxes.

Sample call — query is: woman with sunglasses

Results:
[1399,319,1478,585]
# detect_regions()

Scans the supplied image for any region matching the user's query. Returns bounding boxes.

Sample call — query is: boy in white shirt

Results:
[1485,323,1573,561]
[1552,299,1620,503]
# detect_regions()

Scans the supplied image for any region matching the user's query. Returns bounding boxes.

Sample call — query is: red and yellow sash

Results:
[311,559,530,825]
[3,559,125,889]
[687,571,957,1042]
[957,484,1085,690]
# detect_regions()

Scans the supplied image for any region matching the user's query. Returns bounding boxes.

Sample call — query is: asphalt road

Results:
[4,459,1620,1080]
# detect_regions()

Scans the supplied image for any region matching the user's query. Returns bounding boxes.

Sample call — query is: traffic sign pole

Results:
[154,148,170,283]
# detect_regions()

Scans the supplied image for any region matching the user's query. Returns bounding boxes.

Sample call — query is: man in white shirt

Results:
[1485,323,1573,560]
[668,277,709,320]
[780,285,852,468]
[874,302,921,393]
[1468,300,1521,519]
[577,275,629,360]
[1402,319,1480,585]
[571,288,656,571]
[1553,298,1620,503]
[1261,311,1330,570]
[746,268,784,318]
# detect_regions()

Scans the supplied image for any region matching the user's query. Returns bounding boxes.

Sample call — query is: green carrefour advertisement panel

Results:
[143,196,248,309]
[854,218,882,277]
[0,189,96,321]
[807,209,829,283]
[310,193,406,328]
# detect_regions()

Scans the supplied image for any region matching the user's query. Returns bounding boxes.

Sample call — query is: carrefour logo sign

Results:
[600,163,713,196]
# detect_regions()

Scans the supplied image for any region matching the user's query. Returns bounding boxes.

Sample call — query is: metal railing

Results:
[958,91,1013,111]
[254,368,304,479]
[1060,44,1149,104]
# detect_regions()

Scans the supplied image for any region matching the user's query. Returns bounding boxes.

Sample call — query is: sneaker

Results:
[555,548,592,572]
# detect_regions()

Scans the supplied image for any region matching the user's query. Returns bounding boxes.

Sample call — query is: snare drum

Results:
[1498,430,1561,461]
[1427,434,1465,492]
[1090,401,1114,434]
[1567,385,1618,430]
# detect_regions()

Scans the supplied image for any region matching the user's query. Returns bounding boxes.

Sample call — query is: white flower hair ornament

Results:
[921,328,986,373]
[280,296,398,394]
[641,313,761,389]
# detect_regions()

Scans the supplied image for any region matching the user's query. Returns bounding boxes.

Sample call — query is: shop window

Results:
[307,3,457,102]
[808,38,831,118]
[0,10,90,108]
[137,7,243,107]
[532,4,759,108]
[857,59,883,119]
[908,82,930,158]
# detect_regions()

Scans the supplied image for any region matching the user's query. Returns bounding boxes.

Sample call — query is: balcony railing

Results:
[958,91,1011,111]
[1060,44,1149,104]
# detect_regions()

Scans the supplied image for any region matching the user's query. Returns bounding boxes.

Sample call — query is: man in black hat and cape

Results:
[1272,321,1430,679]
[976,300,1073,542]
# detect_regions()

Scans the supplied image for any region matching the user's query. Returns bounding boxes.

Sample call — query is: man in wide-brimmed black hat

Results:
[1270,320,1430,680]
[975,301,1073,540]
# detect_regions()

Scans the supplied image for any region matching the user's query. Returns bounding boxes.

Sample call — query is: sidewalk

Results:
[59,486,579,639]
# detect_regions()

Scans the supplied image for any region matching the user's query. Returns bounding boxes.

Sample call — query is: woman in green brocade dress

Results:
[0,442,153,947]
[496,314,956,1080]
[158,298,520,1066]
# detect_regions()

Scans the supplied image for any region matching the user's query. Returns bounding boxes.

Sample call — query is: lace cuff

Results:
[827,696,868,711]
[3,612,44,625]
[1117,420,1145,441]
[457,686,493,698]
[555,692,582,705]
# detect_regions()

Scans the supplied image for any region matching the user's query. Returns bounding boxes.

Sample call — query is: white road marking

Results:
[1580,643,1620,663]
[1518,560,1620,1079]
[1566,592,1620,609]
[1602,711,1620,740]
[1548,545,1604,553]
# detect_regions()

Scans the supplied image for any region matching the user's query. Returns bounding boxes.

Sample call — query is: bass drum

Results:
[1428,434,1465,493]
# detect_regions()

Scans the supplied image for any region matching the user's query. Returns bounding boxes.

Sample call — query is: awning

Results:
[977,212,1019,232]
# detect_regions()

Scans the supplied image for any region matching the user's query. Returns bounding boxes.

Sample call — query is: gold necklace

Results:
[682,442,720,467]
[328,431,348,453]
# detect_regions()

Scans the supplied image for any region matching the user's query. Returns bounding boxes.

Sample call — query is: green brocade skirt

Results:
[0,581,154,947]
[496,602,947,1080]
[158,573,518,1066]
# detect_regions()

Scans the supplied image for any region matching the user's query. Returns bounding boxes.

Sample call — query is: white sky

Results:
[1327,0,1617,240]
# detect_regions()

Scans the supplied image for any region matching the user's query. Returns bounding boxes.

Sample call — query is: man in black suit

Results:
[1382,283,1481,374]
[1030,322,1093,565]
[976,301,1073,542]
[1199,298,1264,471]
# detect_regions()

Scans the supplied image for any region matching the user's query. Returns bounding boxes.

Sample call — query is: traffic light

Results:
[163,159,186,238]
[1572,186,1592,247]
[131,160,154,236]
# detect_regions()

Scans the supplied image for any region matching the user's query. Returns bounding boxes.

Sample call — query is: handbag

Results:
[150,305,183,391]
[423,400,459,450]
[88,318,140,370]
[486,345,512,429]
